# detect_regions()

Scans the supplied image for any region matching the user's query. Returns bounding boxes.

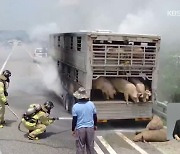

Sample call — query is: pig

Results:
[130,78,151,102]
[92,77,116,100]
[133,115,167,142]
[133,128,167,142]
[132,47,144,59]
[146,115,164,130]
[143,89,152,102]
[110,78,139,104]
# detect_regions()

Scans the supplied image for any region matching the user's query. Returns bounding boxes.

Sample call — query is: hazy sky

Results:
[0,0,179,32]
[0,0,180,47]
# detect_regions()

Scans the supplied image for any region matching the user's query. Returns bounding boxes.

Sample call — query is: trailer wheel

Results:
[64,94,75,113]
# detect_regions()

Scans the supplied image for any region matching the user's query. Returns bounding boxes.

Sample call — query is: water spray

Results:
[0,47,14,74]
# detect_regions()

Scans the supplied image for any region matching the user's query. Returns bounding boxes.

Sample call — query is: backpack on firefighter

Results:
[22,108,38,124]
[22,101,55,124]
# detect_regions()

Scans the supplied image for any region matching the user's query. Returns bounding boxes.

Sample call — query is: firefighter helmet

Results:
[2,70,11,78]
[44,101,54,110]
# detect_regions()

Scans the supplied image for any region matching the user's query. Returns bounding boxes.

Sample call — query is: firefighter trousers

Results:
[0,101,5,124]
[29,124,46,137]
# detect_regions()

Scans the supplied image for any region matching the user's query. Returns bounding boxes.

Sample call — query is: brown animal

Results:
[110,78,139,104]
[133,128,167,142]
[92,77,116,100]
[132,47,144,59]
[130,78,151,102]
[133,115,166,142]
[146,115,164,130]
[143,89,152,102]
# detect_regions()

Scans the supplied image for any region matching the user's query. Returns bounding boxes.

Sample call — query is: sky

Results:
[0,0,179,33]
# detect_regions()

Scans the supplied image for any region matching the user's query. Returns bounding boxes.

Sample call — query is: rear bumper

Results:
[94,101,153,120]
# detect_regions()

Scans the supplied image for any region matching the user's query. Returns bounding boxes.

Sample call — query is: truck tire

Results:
[64,94,75,113]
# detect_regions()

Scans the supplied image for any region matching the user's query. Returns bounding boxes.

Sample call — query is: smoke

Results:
[0,23,63,97]
[3,43,63,98]
[27,23,63,96]
[28,23,60,45]
[117,0,180,102]
[37,57,62,97]
[0,0,180,102]
[118,9,157,35]
[58,0,80,6]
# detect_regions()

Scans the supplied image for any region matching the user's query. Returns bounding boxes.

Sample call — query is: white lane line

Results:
[115,131,149,154]
[114,129,144,133]
[97,136,117,154]
[94,141,104,154]
[58,117,72,120]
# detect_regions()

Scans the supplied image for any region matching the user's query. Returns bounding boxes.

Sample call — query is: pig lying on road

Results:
[92,77,116,100]
[133,128,167,142]
[133,115,167,142]
[110,78,139,104]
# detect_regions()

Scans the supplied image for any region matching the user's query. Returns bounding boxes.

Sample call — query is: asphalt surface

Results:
[0,44,172,154]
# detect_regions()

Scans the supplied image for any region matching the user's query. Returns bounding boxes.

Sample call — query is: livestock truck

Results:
[49,31,161,120]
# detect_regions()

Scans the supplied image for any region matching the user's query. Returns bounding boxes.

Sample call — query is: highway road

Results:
[0,43,175,154]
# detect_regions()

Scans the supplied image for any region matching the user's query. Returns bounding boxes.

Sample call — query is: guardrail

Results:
[153,101,168,119]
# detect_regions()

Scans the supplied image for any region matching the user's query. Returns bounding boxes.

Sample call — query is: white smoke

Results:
[58,0,80,6]
[116,3,180,102]
[29,23,60,43]
[0,0,180,101]
[26,23,62,96]
[38,57,62,97]
[118,9,158,35]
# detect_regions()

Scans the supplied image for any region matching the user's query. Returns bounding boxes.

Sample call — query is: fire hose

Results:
[7,105,19,119]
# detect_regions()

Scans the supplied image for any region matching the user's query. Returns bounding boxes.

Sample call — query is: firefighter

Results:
[22,101,55,140]
[2,70,11,89]
[29,101,54,115]
[0,70,11,128]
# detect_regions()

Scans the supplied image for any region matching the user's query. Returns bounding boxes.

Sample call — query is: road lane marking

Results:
[114,129,144,133]
[94,141,104,154]
[97,136,117,154]
[115,131,149,154]
[58,117,72,120]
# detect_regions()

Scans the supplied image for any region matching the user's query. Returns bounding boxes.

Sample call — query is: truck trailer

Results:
[49,31,161,120]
